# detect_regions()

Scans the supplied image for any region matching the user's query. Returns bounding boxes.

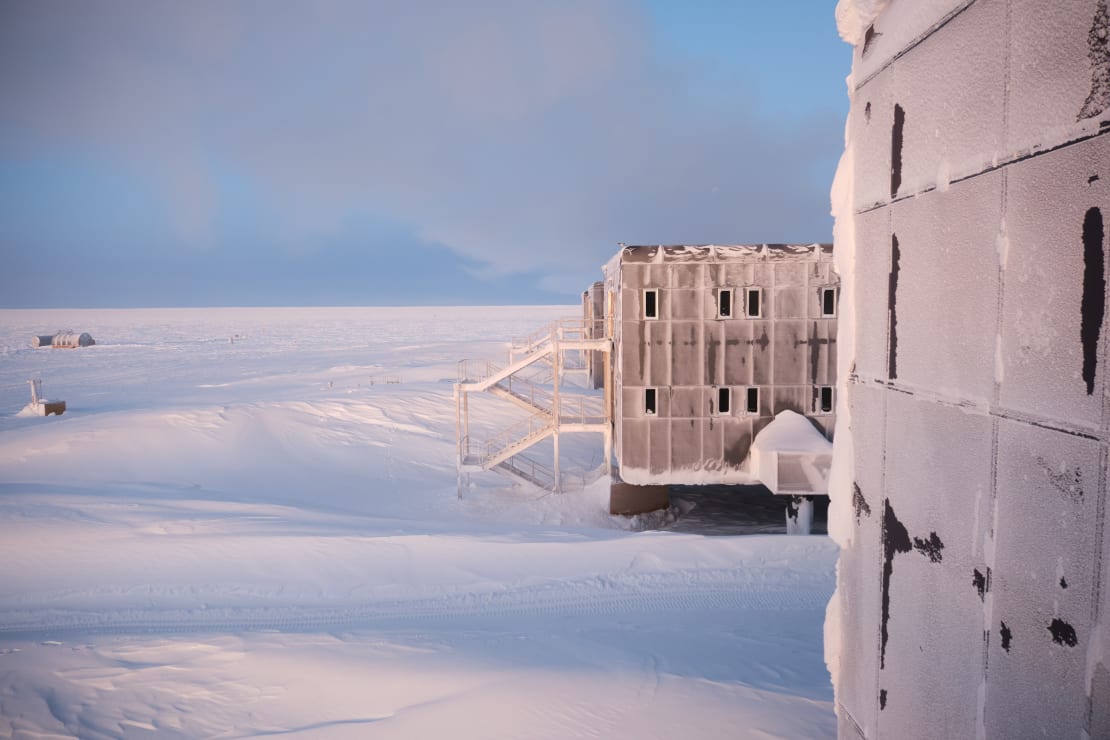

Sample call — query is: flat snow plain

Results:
[0,306,836,739]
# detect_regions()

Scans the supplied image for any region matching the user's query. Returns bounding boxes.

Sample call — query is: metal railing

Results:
[457,357,501,384]
[498,374,554,413]
[457,313,612,495]
[499,454,557,490]
[510,317,600,356]
[475,411,553,466]
[557,393,606,424]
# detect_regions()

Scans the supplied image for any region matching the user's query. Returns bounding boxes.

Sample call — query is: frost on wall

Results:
[828,1,1110,738]
[1079,0,1110,119]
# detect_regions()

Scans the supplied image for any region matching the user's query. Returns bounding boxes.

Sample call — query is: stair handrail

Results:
[556,392,607,424]
[457,357,502,384]
[501,454,557,489]
[479,410,553,462]
[498,374,555,413]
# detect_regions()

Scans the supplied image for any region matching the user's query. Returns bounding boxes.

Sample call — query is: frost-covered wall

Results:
[827,0,1110,737]
[608,244,837,485]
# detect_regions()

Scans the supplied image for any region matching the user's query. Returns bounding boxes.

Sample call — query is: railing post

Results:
[552,328,561,493]
[455,384,463,499]
[462,390,470,461]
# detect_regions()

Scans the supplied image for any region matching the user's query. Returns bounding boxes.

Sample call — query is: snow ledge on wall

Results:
[835,0,891,45]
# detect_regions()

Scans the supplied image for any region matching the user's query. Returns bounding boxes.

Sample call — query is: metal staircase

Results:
[455,317,612,495]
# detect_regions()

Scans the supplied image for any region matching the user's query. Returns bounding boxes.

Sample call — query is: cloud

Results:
[0,0,841,305]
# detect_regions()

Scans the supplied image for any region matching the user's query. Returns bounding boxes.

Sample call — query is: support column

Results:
[786,495,814,535]
[552,334,560,492]
[454,384,463,499]
[462,391,470,459]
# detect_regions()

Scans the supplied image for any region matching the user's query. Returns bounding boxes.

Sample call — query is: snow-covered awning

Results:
[749,410,833,495]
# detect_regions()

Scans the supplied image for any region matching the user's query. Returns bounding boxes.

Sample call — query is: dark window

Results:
[822,287,837,317]
[746,387,760,414]
[645,388,657,415]
[820,386,834,413]
[644,290,658,319]
[718,289,732,318]
[746,288,762,318]
[717,387,730,414]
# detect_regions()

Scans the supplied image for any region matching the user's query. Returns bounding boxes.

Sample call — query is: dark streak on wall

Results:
[881,499,947,673]
[912,532,944,562]
[853,482,872,522]
[810,322,821,383]
[973,568,991,601]
[1038,456,1085,501]
[891,104,905,197]
[863,25,881,57]
[637,320,646,385]
[707,333,719,386]
[888,234,901,380]
[879,688,888,710]
[724,438,748,467]
[1001,621,1013,652]
[1049,618,1079,647]
[1081,207,1105,395]
[880,499,912,670]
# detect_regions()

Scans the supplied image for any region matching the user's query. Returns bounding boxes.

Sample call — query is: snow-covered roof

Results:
[616,244,833,264]
[751,410,834,455]
[749,411,834,495]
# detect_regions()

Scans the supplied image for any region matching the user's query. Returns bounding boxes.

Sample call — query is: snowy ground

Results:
[0,306,836,739]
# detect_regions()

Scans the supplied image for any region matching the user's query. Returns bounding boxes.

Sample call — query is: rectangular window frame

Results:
[817,385,834,414]
[821,287,837,317]
[716,288,733,319]
[644,387,657,416]
[744,287,763,319]
[745,386,760,415]
[643,289,659,320]
[713,386,731,416]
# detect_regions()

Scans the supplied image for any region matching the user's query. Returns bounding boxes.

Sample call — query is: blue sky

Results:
[0,1,850,308]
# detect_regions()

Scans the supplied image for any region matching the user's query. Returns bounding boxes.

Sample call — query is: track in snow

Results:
[0,578,830,639]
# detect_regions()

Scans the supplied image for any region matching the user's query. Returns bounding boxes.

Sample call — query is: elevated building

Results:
[596,244,837,495]
[456,243,839,529]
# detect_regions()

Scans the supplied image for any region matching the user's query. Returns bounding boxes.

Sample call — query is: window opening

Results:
[745,287,763,318]
[745,387,760,414]
[822,287,837,317]
[645,388,657,415]
[644,289,658,320]
[717,289,732,318]
[717,387,731,415]
[819,386,834,413]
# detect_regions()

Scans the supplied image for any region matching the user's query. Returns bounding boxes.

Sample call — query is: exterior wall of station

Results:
[829,1,1110,738]
[593,244,837,486]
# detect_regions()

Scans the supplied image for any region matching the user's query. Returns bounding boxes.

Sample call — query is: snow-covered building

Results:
[826,0,1110,737]
[455,243,839,524]
[594,245,838,490]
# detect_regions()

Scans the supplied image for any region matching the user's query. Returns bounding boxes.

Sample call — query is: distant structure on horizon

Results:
[456,243,839,530]
[32,331,95,349]
[827,0,1110,737]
